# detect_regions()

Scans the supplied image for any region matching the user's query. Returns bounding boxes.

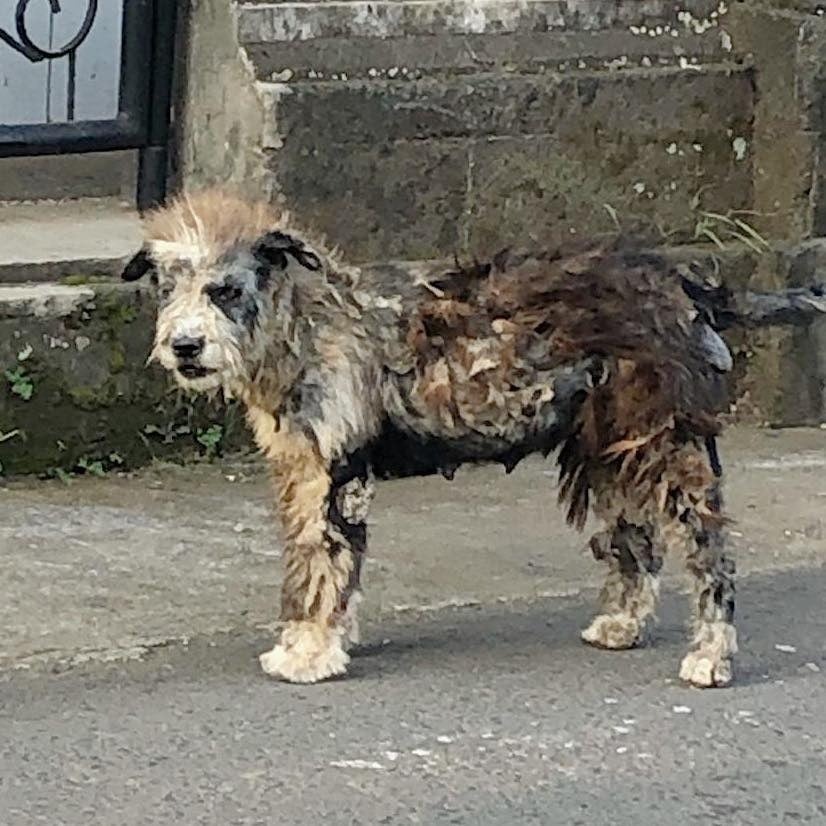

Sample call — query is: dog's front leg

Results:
[258,429,358,684]
[328,455,374,650]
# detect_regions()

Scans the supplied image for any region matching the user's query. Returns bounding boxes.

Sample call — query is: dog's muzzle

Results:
[171,335,214,379]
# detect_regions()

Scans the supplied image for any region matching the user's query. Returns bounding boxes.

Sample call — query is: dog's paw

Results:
[259,621,349,684]
[679,650,733,688]
[581,613,645,650]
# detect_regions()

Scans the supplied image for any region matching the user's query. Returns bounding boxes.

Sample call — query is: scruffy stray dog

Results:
[122,190,826,687]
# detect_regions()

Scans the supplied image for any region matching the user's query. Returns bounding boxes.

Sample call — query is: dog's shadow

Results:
[341,565,826,689]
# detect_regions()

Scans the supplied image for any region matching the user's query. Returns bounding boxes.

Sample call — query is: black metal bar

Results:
[66,49,76,121]
[0,115,143,156]
[137,0,178,211]
[0,22,41,61]
[118,0,154,132]
[15,0,98,61]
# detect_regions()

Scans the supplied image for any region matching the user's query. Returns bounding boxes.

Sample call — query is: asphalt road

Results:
[3,565,825,826]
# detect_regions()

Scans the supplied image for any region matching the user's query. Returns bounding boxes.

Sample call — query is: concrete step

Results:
[237,0,727,42]
[238,0,743,265]
[0,151,138,203]
[0,198,142,284]
[246,29,730,83]
[257,63,751,147]
[238,0,733,80]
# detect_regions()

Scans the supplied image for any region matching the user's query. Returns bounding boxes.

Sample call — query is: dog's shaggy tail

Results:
[679,271,826,331]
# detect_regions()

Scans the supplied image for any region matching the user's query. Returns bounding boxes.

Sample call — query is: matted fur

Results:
[143,190,282,264]
[123,188,825,687]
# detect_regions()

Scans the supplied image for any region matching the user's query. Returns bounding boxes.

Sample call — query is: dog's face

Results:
[122,228,321,393]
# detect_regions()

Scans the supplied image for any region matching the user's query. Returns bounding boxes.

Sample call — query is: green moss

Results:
[0,284,253,476]
[95,292,140,329]
[108,342,127,374]
[67,384,117,410]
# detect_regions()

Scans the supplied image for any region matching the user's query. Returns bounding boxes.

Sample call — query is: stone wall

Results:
[172,1,826,425]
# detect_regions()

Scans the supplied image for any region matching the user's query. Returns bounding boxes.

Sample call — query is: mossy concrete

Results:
[0,283,247,477]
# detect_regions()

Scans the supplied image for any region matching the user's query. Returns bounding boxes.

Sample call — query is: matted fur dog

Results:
[122,190,826,687]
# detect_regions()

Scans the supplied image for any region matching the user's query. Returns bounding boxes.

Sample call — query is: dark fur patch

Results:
[205,280,261,333]
[326,451,370,608]
[253,231,322,274]
[121,248,155,281]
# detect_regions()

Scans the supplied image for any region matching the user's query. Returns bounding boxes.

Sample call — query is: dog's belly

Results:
[366,358,601,480]
[365,418,565,481]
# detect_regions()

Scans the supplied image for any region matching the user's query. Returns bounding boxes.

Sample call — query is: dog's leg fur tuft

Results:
[581,518,663,650]
[582,439,736,686]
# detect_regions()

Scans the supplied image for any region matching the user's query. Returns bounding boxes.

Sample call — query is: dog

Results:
[122,189,826,687]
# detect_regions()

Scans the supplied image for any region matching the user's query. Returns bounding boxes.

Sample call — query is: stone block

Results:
[246,29,728,83]
[727,3,818,242]
[273,140,467,261]
[262,65,753,147]
[238,0,724,44]
[463,130,753,256]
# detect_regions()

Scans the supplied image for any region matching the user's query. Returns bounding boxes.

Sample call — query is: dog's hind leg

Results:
[631,439,736,687]
[256,428,372,683]
[581,514,663,650]
[672,479,737,688]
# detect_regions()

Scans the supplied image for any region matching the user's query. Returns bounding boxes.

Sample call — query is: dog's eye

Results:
[207,284,244,305]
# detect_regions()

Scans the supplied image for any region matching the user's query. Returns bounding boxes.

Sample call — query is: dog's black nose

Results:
[171,336,204,360]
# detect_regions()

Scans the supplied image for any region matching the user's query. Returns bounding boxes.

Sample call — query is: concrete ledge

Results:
[238,0,727,43]
[259,64,751,146]
[0,283,96,320]
[0,199,142,284]
[246,29,730,82]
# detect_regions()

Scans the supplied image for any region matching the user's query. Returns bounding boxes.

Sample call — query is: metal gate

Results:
[0,0,177,209]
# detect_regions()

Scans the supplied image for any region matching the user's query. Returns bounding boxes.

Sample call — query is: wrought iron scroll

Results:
[0,0,99,120]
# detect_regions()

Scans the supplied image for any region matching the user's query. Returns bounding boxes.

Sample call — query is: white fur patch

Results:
[259,620,349,683]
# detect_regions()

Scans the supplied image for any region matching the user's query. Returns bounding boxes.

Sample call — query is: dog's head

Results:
[122,191,322,393]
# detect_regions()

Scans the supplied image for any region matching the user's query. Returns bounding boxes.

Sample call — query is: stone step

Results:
[239,0,733,79]
[0,198,142,284]
[0,151,138,203]
[246,29,732,83]
[258,63,751,148]
[237,0,728,42]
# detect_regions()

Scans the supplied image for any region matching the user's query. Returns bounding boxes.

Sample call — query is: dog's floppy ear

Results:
[121,247,155,281]
[253,231,322,273]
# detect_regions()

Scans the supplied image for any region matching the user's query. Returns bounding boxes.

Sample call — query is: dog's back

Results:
[369,244,727,497]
